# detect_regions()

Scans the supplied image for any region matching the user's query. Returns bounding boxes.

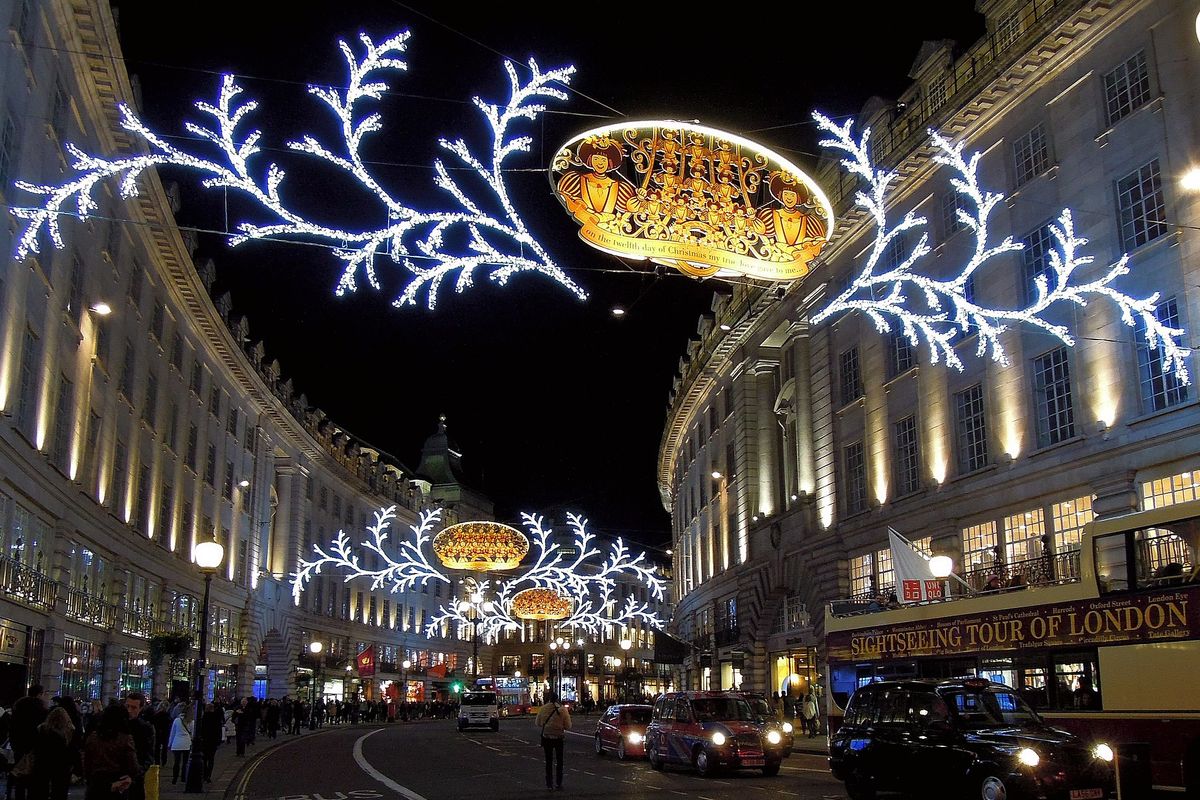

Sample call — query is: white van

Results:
[458,690,500,731]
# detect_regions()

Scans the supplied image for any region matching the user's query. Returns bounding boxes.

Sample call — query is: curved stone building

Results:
[659,0,1200,698]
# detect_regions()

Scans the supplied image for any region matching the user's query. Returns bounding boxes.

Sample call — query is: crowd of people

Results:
[770,690,822,737]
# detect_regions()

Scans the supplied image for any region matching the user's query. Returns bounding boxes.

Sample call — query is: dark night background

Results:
[111,1,986,542]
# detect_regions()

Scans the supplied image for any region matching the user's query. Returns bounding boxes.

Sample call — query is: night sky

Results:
[111,1,986,542]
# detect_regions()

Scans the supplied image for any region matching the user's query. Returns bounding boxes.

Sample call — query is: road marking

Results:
[353,729,430,800]
[234,727,341,800]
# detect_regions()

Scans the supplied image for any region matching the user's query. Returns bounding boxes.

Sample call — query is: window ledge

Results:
[1126,397,1200,428]
[835,395,866,415]
[1028,434,1086,458]
[883,366,919,389]
[1121,229,1178,260]
[1095,96,1164,146]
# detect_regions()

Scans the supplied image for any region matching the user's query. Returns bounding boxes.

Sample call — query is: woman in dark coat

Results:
[30,708,74,800]
[82,705,141,800]
[199,703,224,782]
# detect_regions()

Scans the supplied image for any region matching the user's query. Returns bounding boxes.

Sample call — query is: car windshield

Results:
[620,708,652,725]
[747,699,775,719]
[943,689,1041,728]
[691,698,755,722]
[462,692,497,706]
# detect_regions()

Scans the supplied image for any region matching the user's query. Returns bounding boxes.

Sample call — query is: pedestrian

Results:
[265,699,279,739]
[782,692,796,722]
[234,699,253,756]
[122,693,155,800]
[150,703,170,767]
[801,692,818,737]
[29,707,74,800]
[534,691,571,791]
[82,705,140,800]
[167,706,194,784]
[10,685,50,800]
[198,703,222,783]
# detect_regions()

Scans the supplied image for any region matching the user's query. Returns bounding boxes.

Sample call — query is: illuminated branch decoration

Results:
[12,32,587,311]
[292,507,667,643]
[290,506,449,606]
[809,113,1190,383]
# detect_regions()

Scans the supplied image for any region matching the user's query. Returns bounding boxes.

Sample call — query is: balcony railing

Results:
[690,632,712,651]
[122,608,174,639]
[64,587,116,628]
[0,558,56,611]
[714,627,740,647]
[211,632,245,656]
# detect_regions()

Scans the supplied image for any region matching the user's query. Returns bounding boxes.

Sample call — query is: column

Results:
[269,461,304,578]
[790,322,816,497]
[753,361,780,517]
[104,564,134,700]
[42,522,73,695]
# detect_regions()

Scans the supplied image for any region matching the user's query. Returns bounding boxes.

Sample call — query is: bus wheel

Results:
[978,774,1008,800]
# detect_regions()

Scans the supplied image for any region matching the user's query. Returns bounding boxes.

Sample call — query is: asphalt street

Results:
[232,718,848,800]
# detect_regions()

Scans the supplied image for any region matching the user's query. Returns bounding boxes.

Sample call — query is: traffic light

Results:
[451,681,464,693]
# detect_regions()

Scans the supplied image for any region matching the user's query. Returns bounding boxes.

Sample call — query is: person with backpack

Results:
[534,692,572,790]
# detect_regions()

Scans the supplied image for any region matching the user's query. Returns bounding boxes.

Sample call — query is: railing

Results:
[122,608,174,639]
[64,586,117,628]
[690,633,712,651]
[0,557,56,611]
[714,627,740,647]
[963,550,1081,593]
[211,632,245,656]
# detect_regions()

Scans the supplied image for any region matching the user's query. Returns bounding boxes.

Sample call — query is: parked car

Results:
[593,703,653,760]
[645,691,785,777]
[829,678,1116,800]
[739,693,795,757]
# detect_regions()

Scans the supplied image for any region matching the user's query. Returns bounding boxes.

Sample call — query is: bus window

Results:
[1051,653,1100,710]
[1094,532,1130,593]
[830,664,858,710]
[979,658,1016,688]
[1019,667,1048,710]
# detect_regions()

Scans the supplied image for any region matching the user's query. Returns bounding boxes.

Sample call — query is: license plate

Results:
[741,758,765,767]
[1069,790,1103,800]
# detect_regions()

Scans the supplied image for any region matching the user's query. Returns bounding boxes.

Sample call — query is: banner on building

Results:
[888,528,945,604]
[356,645,376,677]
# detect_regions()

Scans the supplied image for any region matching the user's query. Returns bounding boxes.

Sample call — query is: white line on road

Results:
[353,729,430,800]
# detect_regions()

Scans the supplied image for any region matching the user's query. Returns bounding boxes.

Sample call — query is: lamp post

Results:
[548,637,571,699]
[619,637,632,703]
[308,641,323,729]
[457,588,494,686]
[184,539,224,793]
[400,658,411,708]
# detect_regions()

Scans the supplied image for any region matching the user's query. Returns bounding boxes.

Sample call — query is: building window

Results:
[16,329,39,438]
[223,462,234,500]
[1051,495,1093,553]
[141,372,158,429]
[888,333,914,378]
[0,111,17,190]
[67,256,85,328]
[135,463,151,533]
[119,340,136,400]
[994,11,1022,49]
[50,76,70,134]
[843,440,867,514]
[209,385,221,418]
[961,521,998,571]
[1003,508,1046,564]
[1116,160,1168,251]
[1012,123,1049,186]
[849,553,873,597]
[1142,469,1200,510]
[150,301,165,343]
[926,75,948,113]
[1021,221,1055,305]
[186,425,199,471]
[227,407,238,437]
[839,348,863,406]
[157,488,173,546]
[332,494,342,518]
[51,375,72,471]
[170,333,184,372]
[205,444,217,486]
[1033,347,1074,447]
[874,547,894,595]
[893,415,920,497]
[941,189,967,236]
[1136,297,1188,412]
[190,361,203,396]
[319,486,328,510]
[1103,51,1151,126]
[166,402,179,452]
[954,384,988,474]
[128,264,144,310]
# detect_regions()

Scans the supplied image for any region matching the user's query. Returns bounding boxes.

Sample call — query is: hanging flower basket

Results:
[149,632,193,666]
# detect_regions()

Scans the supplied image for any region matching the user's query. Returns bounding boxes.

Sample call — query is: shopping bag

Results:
[144,764,160,800]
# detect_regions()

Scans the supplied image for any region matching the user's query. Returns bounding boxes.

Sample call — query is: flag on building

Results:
[888,528,945,604]
[357,645,376,676]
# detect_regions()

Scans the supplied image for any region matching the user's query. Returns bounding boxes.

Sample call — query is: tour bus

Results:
[825,500,1200,793]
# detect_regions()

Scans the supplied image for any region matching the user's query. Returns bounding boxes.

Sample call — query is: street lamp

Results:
[184,539,224,793]
[400,658,411,709]
[548,636,571,699]
[308,641,323,730]
[457,589,494,685]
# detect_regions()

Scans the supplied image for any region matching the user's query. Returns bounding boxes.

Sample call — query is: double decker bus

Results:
[825,500,1200,793]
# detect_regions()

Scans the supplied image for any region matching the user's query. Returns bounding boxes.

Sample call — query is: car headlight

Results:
[711,732,727,746]
[626,731,644,745]
[1017,748,1040,767]
[766,730,782,745]
[1092,743,1114,762]
[782,722,793,734]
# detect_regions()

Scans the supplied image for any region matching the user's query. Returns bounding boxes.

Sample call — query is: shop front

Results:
[0,619,29,706]
[61,636,104,700]
[119,650,151,696]
[770,646,819,702]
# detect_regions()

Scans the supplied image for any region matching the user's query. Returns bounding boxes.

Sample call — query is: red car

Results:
[593,703,653,760]
[645,691,785,777]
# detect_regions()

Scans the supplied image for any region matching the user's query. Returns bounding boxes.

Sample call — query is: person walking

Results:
[29,708,74,800]
[166,706,194,784]
[150,703,170,767]
[82,705,140,800]
[10,685,50,800]
[800,692,818,737]
[199,703,224,782]
[534,691,572,790]
[122,693,155,800]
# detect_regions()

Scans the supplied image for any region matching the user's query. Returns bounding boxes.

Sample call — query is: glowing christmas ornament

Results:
[432,520,529,571]
[511,587,572,620]
[292,508,666,642]
[11,33,586,311]
[809,112,1189,383]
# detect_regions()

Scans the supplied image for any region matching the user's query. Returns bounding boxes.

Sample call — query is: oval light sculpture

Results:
[432,520,529,570]
[511,587,572,621]
[929,555,954,578]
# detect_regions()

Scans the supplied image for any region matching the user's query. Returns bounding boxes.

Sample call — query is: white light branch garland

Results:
[290,506,449,606]
[809,112,1190,383]
[12,32,587,311]
[291,506,667,644]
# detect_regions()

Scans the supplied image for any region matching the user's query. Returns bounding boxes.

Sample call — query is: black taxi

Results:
[829,678,1115,800]
[645,691,785,776]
